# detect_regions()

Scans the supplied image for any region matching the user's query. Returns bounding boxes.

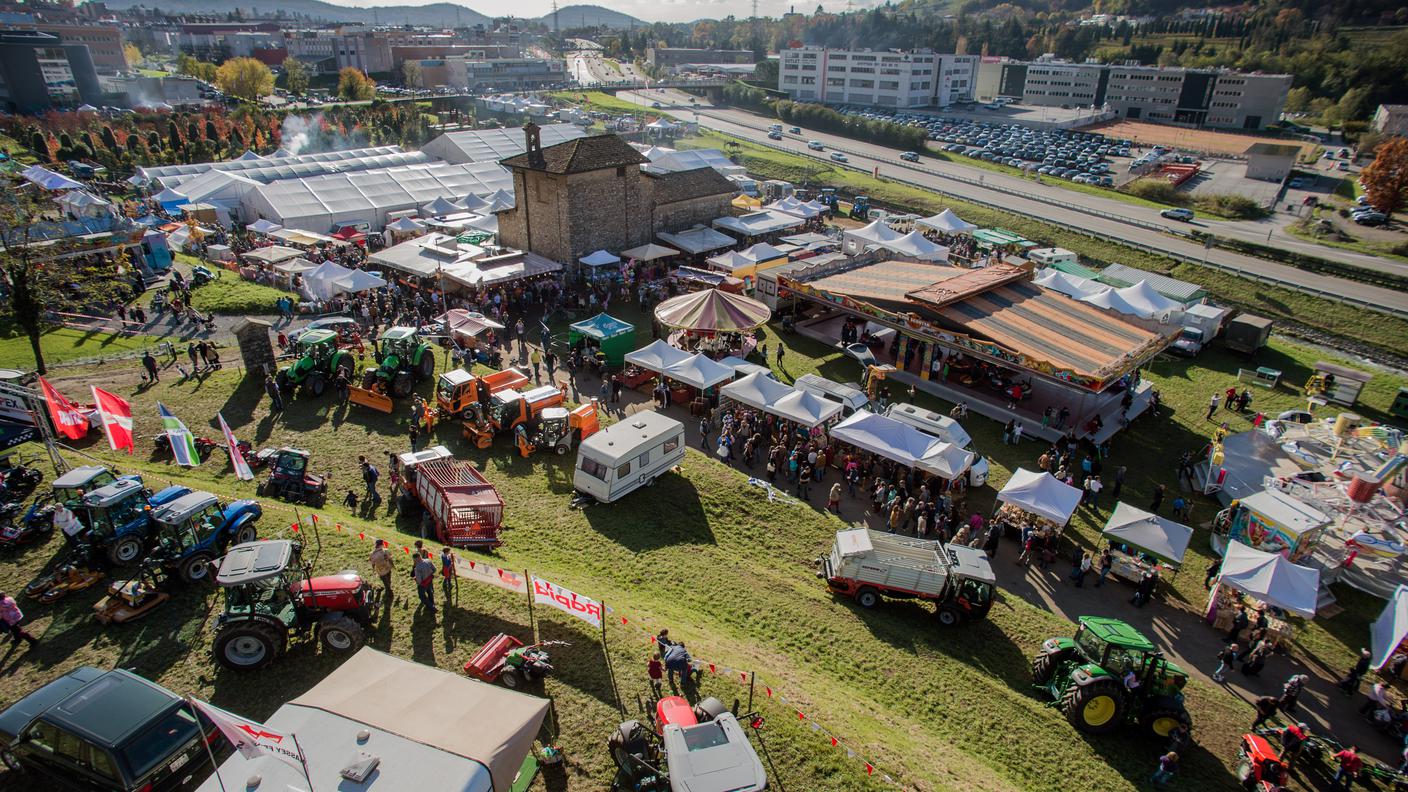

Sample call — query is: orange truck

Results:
[463,385,565,449]
[517,401,601,457]
[435,366,529,420]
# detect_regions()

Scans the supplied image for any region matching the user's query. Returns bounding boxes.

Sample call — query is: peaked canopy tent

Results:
[624,339,693,373]
[242,245,308,265]
[1371,586,1408,670]
[719,371,795,411]
[830,410,942,468]
[1115,280,1184,324]
[1080,286,1145,317]
[246,218,282,235]
[659,225,737,255]
[842,219,903,255]
[303,260,357,300]
[769,389,843,429]
[580,249,621,269]
[1034,269,1105,300]
[1215,539,1321,618]
[916,208,978,234]
[333,268,387,295]
[387,215,427,233]
[662,353,736,391]
[882,230,949,262]
[57,190,113,218]
[568,312,636,367]
[1102,502,1194,565]
[421,195,468,216]
[996,468,1083,526]
[653,289,771,333]
[620,243,680,263]
[768,195,825,219]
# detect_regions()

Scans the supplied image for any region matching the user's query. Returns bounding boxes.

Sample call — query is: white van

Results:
[573,411,686,503]
[794,373,869,417]
[884,402,990,487]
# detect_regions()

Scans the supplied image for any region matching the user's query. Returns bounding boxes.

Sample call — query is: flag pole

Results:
[291,732,314,792]
[187,700,229,792]
[525,569,537,644]
[600,599,626,719]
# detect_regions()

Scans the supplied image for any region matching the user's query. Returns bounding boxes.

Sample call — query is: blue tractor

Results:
[147,491,262,583]
[80,479,191,566]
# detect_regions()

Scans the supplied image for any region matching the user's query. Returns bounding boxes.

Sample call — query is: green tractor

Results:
[359,326,436,399]
[1031,616,1192,737]
[276,328,356,398]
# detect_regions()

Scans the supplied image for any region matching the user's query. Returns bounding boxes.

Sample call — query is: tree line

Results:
[722,83,930,151]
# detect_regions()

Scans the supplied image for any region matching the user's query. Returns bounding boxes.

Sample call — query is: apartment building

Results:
[0,31,102,112]
[778,46,976,108]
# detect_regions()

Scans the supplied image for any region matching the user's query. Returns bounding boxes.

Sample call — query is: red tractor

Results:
[462,633,566,690]
[1237,732,1288,791]
[254,448,328,506]
[210,539,377,671]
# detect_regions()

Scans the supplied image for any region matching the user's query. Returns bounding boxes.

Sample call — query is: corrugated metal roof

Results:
[1095,263,1205,303]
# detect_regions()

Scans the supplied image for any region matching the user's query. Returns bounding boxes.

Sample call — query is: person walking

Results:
[440,546,455,604]
[0,591,38,649]
[369,540,394,603]
[1150,483,1166,514]
[1213,644,1239,683]
[359,456,381,508]
[1206,392,1220,420]
[1332,745,1363,791]
[142,349,160,382]
[265,374,284,413]
[1251,695,1280,730]
[1279,674,1309,714]
[413,550,437,616]
[698,417,711,450]
[1150,752,1178,786]
[1111,465,1126,500]
[1339,648,1373,695]
[1094,547,1113,587]
[1070,551,1093,587]
[827,482,842,515]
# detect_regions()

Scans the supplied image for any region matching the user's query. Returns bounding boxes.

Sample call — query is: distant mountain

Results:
[104,0,491,28]
[541,4,643,29]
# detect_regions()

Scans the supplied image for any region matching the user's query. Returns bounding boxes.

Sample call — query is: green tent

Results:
[568,313,635,367]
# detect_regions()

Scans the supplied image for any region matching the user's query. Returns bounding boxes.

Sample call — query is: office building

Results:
[0,31,101,113]
[778,46,976,109]
[25,23,125,72]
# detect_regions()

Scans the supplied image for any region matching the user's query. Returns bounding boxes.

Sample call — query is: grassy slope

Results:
[679,131,1408,355]
[0,327,152,370]
[2,304,1403,789]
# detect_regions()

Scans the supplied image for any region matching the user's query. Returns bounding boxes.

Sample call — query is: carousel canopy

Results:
[620,243,679,262]
[624,339,692,373]
[653,289,771,332]
[996,468,1082,526]
[1217,540,1321,618]
[569,312,633,341]
[580,249,621,268]
[1102,502,1193,565]
[916,208,977,234]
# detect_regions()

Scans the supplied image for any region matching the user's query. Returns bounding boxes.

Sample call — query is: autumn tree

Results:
[1361,136,1408,219]
[0,185,129,373]
[401,60,422,90]
[336,67,377,101]
[123,42,142,69]
[215,57,274,101]
[283,56,309,96]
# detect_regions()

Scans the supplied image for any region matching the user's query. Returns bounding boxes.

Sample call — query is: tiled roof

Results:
[500,134,647,174]
[648,166,736,204]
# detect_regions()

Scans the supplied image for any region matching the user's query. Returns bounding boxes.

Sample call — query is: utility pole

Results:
[552,0,559,36]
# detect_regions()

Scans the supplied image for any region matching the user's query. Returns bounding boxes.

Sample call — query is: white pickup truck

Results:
[820,528,996,626]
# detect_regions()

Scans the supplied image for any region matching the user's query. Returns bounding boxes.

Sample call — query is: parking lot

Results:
[1181,158,1285,206]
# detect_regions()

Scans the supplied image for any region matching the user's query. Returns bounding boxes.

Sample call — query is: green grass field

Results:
[679,131,1408,356]
[0,326,153,371]
[0,305,1402,790]
[548,90,653,117]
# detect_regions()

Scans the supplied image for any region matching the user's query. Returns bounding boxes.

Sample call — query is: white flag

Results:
[188,698,305,771]
[531,575,602,628]
[452,555,528,594]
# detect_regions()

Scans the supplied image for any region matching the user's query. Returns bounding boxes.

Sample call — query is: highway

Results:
[617,88,1408,316]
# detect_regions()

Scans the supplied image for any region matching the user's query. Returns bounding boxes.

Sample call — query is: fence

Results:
[699,108,1408,319]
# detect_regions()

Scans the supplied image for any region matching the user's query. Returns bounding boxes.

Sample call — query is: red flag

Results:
[91,387,133,454]
[865,763,874,776]
[831,737,838,747]
[38,377,88,440]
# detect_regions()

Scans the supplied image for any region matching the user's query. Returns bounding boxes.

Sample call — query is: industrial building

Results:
[0,30,102,113]
[778,46,977,108]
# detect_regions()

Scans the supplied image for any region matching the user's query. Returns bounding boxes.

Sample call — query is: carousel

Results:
[652,288,771,359]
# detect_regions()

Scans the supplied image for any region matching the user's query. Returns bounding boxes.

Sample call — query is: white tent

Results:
[1115,281,1184,323]
[126,174,147,187]
[422,195,467,216]
[768,196,824,219]
[842,219,903,255]
[22,166,83,191]
[1217,540,1321,618]
[706,250,754,271]
[153,187,188,205]
[1081,286,1145,317]
[580,249,621,268]
[916,208,977,234]
[1371,586,1408,670]
[624,339,693,373]
[917,443,976,481]
[236,150,263,160]
[801,199,831,215]
[304,260,357,300]
[1102,502,1193,565]
[1034,269,1104,299]
[659,225,736,255]
[387,216,427,233]
[76,103,98,113]
[459,192,492,212]
[58,190,112,217]
[662,353,735,390]
[333,268,387,295]
[739,242,786,263]
[719,371,795,410]
[246,218,282,235]
[885,230,949,261]
[769,389,843,428]
[621,243,679,262]
[829,410,947,469]
[996,468,1082,526]
[166,226,192,251]
[646,119,677,131]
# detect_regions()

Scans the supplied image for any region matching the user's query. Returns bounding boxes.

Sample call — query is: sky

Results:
[321,0,844,25]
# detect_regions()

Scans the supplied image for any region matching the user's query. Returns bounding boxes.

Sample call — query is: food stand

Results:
[623,339,693,393]
[1214,489,1329,563]
[567,313,635,369]
[995,469,1082,537]
[1101,502,1193,583]
[1208,540,1320,645]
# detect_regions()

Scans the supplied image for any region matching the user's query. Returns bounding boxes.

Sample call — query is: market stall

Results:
[246,218,282,235]
[568,312,635,368]
[580,249,621,279]
[623,339,692,389]
[1210,539,1320,637]
[719,371,795,411]
[769,389,843,429]
[995,468,1082,537]
[1101,502,1194,583]
[916,208,977,234]
[1213,489,1329,562]
[829,410,972,482]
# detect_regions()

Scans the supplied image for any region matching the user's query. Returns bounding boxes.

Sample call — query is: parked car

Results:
[1160,208,1195,222]
[789,126,801,134]
[0,667,230,791]
[899,151,920,162]
[1288,177,1308,189]
[830,152,848,163]
[1353,211,1387,226]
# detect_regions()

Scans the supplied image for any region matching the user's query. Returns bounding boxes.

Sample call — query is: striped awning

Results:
[653,288,771,332]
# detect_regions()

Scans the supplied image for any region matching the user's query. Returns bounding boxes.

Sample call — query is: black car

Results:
[0,667,229,791]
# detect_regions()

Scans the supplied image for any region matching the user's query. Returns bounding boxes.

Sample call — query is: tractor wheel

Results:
[392,371,414,398]
[1061,678,1126,734]
[500,667,524,690]
[214,621,285,671]
[935,604,963,627]
[1139,699,1193,738]
[318,613,366,655]
[461,408,476,421]
[1031,649,1072,685]
[307,374,326,398]
[417,351,435,381]
[108,536,143,566]
[235,522,257,545]
[855,587,880,608]
[179,552,215,584]
[360,370,377,389]
[554,442,570,456]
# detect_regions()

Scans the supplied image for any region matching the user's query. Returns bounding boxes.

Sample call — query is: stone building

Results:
[232,317,275,377]
[496,125,736,273]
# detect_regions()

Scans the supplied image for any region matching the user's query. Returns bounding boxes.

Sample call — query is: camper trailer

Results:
[573,411,686,503]
[795,374,870,417]
[884,403,990,487]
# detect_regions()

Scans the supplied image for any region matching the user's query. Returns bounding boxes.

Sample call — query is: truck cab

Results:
[437,367,529,420]
[1170,326,1205,356]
